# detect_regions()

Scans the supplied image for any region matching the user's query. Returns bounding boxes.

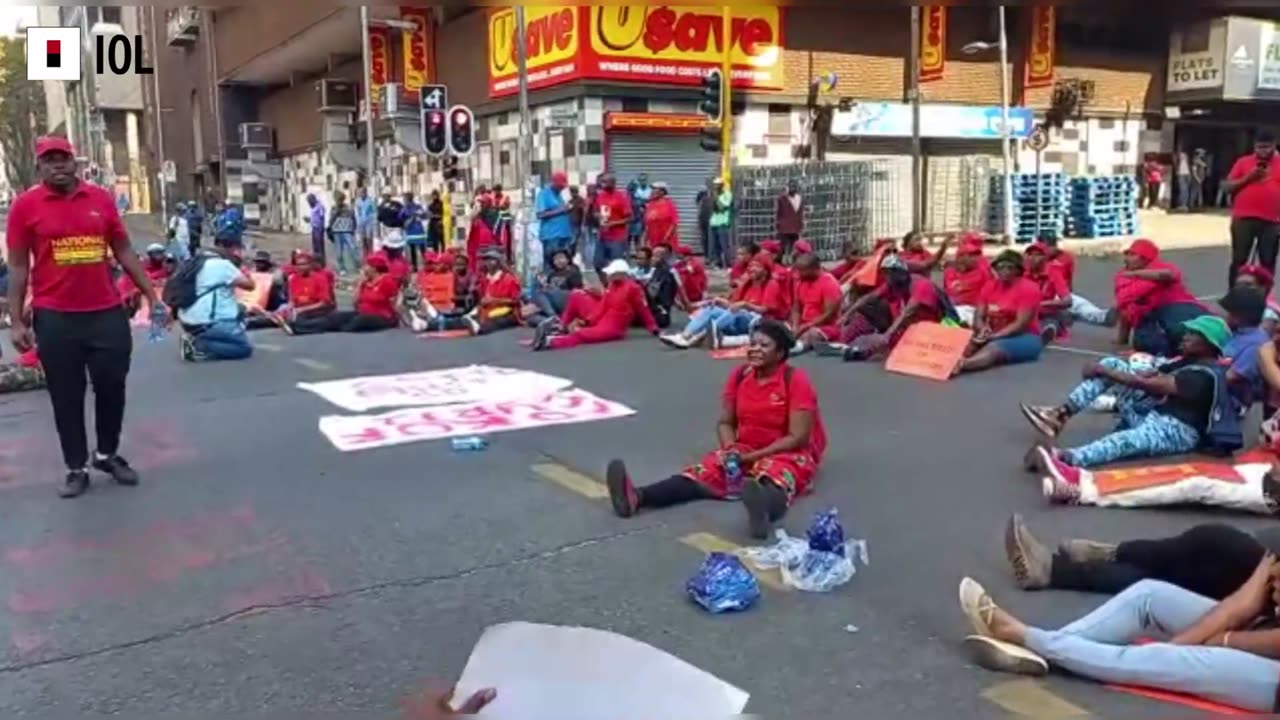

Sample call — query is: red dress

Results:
[681,365,826,503]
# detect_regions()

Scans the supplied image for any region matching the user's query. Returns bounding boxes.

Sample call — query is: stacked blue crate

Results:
[1067,176,1139,239]
[986,173,1067,243]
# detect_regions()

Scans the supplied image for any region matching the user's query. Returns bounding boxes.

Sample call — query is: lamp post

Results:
[514,5,534,283]
[360,6,377,202]
[962,5,1014,244]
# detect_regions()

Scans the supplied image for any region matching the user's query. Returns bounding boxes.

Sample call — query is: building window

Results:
[475,142,493,185]
[767,104,790,136]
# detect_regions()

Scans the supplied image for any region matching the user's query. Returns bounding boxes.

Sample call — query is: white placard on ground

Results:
[317,389,635,452]
[452,622,750,720]
[297,364,573,413]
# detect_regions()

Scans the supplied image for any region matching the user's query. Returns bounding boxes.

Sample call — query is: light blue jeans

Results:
[1025,579,1280,712]
[191,320,253,361]
[683,306,759,337]
[1070,293,1110,325]
[332,232,358,273]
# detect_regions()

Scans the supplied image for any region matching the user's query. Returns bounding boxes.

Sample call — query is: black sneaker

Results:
[92,454,140,486]
[530,318,556,351]
[742,477,788,540]
[605,459,639,518]
[58,469,90,499]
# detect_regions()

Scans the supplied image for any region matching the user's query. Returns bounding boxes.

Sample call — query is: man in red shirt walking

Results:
[1224,131,1280,287]
[6,137,160,498]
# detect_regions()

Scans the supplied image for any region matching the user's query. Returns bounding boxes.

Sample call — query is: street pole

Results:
[998,5,1014,243]
[720,4,732,187]
[514,5,534,283]
[78,5,101,176]
[360,6,378,204]
[148,7,168,228]
[908,6,922,234]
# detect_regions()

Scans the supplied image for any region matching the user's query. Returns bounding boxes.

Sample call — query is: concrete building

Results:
[142,4,1280,237]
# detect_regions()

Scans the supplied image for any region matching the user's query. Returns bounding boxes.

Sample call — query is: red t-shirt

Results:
[1049,250,1075,289]
[899,247,933,272]
[677,259,707,303]
[1028,266,1070,316]
[876,276,943,323]
[943,263,990,306]
[5,182,127,312]
[288,270,335,308]
[1228,154,1280,223]
[595,189,632,242]
[732,277,788,320]
[476,270,522,321]
[371,250,411,283]
[354,273,400,320]
[642,197,678,248]
[794,272,842,325]
[723,365,827,462]
[979,277,1042,335]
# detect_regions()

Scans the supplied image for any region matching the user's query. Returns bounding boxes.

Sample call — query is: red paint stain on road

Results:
[10,630,49,656]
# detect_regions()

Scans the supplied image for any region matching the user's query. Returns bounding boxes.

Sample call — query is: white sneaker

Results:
[409,315,428,333]
[709,322,722,350]
[659,333,690,349]
[1089,394,1117,413]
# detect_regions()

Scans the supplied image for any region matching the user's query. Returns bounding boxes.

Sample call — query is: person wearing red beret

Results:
[1114,238,1208,355]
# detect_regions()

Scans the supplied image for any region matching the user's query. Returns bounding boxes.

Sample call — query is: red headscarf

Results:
[1239,263,1276,291]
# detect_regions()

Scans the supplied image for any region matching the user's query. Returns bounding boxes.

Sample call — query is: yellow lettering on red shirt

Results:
[50,235,107,265]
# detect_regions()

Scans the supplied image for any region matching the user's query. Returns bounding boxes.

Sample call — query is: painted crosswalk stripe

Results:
[679,532,789,592]
[255,343,282,352]
[981,679,1089,718]
[531,462,608,499]
[294,357,333,372]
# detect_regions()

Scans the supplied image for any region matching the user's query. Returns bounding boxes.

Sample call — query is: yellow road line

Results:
[679,532,789,592]
[531,462,608,500]
[294,357,333,372]
[981,679,1089,718]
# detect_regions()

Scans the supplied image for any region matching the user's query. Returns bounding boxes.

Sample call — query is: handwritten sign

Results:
[1090,461,1246,497]
[234,272,275,310]
[297,365,573,412]
[884,322,973,381]
[318,389,635,452]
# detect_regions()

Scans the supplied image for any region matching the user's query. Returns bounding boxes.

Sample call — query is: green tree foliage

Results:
[0,36,48,191]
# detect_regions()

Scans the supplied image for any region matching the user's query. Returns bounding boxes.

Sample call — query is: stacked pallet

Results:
[986,173,1066,243]
[1066,176,1139,239]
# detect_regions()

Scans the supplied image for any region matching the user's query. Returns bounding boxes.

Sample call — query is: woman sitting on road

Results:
[1235,263,1279,334]
[899,230,948,275]
[1114,238,1208,355]
[943,236,991,326]
[958,250,1044,374]
[660,252,786,350]
[825,254,949,361]
[411,249,522,336]
[956,555,1280,713]
[278,252,336,330]
[1023,241,1072,344]
[522,248,584,327]
[287,255,400,334]
[531,259,657,351]
[605,320,826,539]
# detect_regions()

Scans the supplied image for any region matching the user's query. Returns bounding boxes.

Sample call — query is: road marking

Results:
[1046,344,1108,358]
[981,679,1089,718]
[294,357,333,372]
[531,463,608,499]
[255,343,282,352]
[679,532,789,592]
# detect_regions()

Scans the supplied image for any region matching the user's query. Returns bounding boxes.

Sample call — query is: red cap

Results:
[957,239,984,256]
[1239,263,1275,289]
[35,135,73,158]
[760,240,782,255]
[794,240,813,255]
[551,171,568,185]
[1125,238,1159,263]
[1025,241,1051,255]
[367,255,390,272]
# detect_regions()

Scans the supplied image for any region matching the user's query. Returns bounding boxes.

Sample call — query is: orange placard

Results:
[1025,5,1056,89]
[919,6,946,83]
[850,245,890,289]
[234,272,274,310]
[884,322,973,381]
[416,271,454,312]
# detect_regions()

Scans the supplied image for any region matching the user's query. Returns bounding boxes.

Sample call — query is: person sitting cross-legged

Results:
[277,252,336,333]
[605,320,827,539]
[790,253,844,354]
[823,253,950,361]
[414,249,522,336]
[660,252,786,350]
[958,250,1045,374]
[522,248,584,327]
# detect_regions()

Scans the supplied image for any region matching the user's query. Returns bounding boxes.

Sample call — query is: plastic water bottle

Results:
[146,303,169,344]
[450,436,489,452]
[723,454,743,496]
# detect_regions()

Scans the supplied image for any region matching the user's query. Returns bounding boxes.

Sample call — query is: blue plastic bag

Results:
[807,507,846,557]
[686,552,760,614]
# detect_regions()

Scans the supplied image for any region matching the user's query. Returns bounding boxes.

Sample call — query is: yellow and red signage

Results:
[401,5,434,92]
[919,6,946,83]
[1025,5,1056,89]
[487,5,783,98]
[368,26,391,118]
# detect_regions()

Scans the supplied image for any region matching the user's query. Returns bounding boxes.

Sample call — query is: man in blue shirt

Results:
[354,187,378,257]
[536,171,573,269]
[177,238,257,363]
[1219,286,1270,408]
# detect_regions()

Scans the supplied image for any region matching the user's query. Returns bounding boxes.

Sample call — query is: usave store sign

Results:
[488,5,783,97]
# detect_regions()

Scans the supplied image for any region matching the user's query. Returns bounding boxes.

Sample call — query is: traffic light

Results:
[699,124,721,153]
[699,69,722,122]
[423,108,447,157]
[447,105,475,157]
[442,156,459,181]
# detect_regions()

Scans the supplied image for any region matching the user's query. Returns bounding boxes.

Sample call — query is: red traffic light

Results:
[452,111,469,125]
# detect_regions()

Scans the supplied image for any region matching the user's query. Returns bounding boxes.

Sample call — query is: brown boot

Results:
[1004,515,1051,590]
[1060,539,1117,564]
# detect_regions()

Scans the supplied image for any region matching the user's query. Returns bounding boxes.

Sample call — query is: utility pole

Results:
[360,6,378,202]
[997,5,1014,243]
[147,6,168,227]
[908,6,922,234]
[720,4,732,187]
[514,5,534,283]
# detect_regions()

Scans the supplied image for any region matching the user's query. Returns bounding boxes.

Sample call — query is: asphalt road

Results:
[0,237,1264,718]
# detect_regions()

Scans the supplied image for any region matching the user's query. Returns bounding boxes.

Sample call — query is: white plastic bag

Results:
[741,530,869,593]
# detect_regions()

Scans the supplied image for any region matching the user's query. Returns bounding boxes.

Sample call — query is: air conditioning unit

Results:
[239,123,274,149]
[318,79,358,112]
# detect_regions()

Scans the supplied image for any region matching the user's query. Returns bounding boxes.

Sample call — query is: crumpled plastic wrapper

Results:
[742,508,869,593]
[686,552,761,614]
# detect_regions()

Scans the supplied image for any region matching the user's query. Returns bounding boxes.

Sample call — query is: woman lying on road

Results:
[1005,514,1280,602]
[659,252,787,350]
[958,250,1044,374]
[1022,316,1234,492]
[957,554,1280,713]
[822,254,950,361]
[1114,238,1208,356]
[530,259,657,351]
[605,320,826,539]
[286,255,400,334]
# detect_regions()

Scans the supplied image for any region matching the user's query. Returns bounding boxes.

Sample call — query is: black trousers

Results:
[292,310,396,335]
[640,475,713,508]
[1229,217,1280,286]
[409,245,426,272]
[778,233,800,262]
[435,314,519,335]
[33,306,132,470]
[1049,523,1265,601]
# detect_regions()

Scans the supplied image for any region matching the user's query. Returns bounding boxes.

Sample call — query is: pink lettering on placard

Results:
[385,409,456,438]
[451,405,520,431]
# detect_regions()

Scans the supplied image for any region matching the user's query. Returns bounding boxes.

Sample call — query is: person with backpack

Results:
[326,190,358,274]
[213,202,246,247]
[820,253,953,361]
[172,238,256,363]
[1021,315,1240,502]
[604,319,828,540]
[5,135,160,498]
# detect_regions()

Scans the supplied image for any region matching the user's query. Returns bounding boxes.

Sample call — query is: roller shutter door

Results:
[607,133,721,247]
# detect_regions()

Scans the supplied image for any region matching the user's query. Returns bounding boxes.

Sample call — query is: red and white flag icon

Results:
[25,27,81,81]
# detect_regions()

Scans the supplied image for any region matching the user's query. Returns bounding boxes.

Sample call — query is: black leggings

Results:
[291,310,396,335]
[33,307,132,469]
[1229,217,1280,286]
[639,475,714,508]
[1049,523,1265,600]
[409,245,426,272]
[434,314,519,336]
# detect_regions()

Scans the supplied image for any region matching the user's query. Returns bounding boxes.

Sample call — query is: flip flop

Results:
[963,635,1049,676]
[958,577,997,637]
